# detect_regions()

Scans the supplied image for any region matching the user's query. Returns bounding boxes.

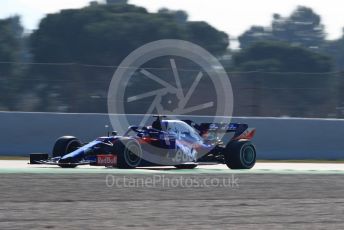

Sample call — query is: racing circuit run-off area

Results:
[0,162,343,229]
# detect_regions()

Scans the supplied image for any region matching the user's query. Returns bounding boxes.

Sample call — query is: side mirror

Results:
[111,131,118,136]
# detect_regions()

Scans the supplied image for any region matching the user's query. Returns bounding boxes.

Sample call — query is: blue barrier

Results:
[0,112,343,159]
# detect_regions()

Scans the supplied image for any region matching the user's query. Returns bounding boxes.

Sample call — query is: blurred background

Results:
[1,0,344,118]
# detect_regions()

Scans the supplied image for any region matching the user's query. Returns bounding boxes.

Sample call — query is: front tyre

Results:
[53,136,82,168]
[225,141,256,169]
[52,136,82,158]
[174,164,198,169]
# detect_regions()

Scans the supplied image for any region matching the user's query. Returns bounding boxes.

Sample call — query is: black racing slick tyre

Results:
[174,164,198,169]
[225,141,256,169]
[52,136,82,158]
[116,139,142,169]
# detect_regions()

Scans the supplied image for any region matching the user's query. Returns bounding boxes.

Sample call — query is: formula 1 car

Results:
[30,115,257,169]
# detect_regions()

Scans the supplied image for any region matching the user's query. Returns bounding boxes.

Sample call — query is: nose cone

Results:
[58,147,86,164]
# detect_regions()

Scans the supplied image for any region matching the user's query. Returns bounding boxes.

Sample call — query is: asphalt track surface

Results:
[0,161,343,229]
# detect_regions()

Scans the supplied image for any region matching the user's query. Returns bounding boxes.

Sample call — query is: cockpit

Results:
[162,120,202,142]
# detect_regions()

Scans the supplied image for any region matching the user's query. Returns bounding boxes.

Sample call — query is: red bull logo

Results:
[97,155,117,166]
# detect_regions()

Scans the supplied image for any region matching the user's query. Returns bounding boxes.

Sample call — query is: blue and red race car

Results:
[30,115,257,169]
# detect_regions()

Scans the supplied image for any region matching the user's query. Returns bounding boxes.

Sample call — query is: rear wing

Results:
[183,120,256,140]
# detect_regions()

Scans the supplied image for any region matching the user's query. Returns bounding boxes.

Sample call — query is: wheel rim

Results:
[242,145,255,165]
[125,143,141,166]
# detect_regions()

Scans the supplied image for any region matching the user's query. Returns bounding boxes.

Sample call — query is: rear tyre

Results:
[174,164,198,169]
[116,139,142,169]
[225,141,256,169]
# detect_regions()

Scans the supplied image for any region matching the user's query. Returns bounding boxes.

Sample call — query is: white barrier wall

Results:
[0,111,343,159]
